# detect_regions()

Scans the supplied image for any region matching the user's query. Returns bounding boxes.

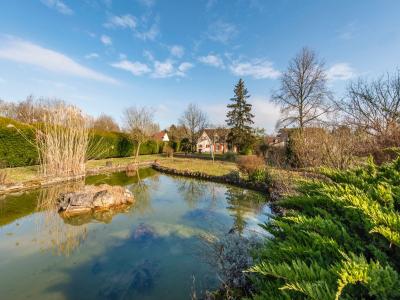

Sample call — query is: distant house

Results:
[152,131,169,142]
[196,129,233,153]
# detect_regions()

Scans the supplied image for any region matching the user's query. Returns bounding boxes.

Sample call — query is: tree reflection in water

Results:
[176,178,208,208]
[225,186,265,234]
[127,168,160,216]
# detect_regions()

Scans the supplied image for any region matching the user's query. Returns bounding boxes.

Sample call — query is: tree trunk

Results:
[135,142,141,164]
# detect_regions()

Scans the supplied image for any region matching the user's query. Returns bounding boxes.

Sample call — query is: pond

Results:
[0,168,271,300]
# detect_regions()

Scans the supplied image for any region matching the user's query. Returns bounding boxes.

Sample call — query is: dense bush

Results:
[163,143,174,157]
[0,117,161,167]
[285,127,361,169]
[0,117,37,167]
[237,155,265,175]
[223,151,237,162]
[249,157,400,299]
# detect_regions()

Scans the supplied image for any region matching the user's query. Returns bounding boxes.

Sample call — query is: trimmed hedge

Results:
[0,117,163,167]
[0,117,37,167]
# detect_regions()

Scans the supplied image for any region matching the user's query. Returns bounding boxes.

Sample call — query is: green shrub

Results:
[248,168,269,183]
[222,151,237,162]
[0,117,37,167]
[249,157,400,299]
[0,117,161,167]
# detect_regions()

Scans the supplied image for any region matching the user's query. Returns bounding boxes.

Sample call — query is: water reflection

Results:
[176,178,208,208]
[35,182,88,256]
[225,186,266,234]
[0,169,270,300]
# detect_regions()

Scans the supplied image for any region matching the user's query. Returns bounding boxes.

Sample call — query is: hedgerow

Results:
[0,117,162,167]
[248,157,400,299]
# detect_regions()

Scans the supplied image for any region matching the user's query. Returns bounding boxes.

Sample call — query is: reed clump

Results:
[35,100,90,178]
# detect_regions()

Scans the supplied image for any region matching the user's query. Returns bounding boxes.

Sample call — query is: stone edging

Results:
[151,163,269,194]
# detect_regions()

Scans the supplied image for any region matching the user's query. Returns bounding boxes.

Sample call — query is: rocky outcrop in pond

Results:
[57,184,134,215]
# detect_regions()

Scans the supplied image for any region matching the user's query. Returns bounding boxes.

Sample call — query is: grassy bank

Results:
[5,154,166,183]
[156,158,238,177]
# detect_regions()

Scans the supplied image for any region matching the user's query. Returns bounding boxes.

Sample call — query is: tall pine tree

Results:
[226,79,255,152]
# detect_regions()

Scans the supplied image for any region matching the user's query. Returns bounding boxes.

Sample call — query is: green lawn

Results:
[157,157,238,177]
[5,154,166,183]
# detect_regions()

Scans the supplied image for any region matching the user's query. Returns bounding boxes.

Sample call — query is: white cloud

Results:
[207,21,238,44]
[40,0,73,15]
[170,45,185,58]
[104,15,137,30]
[85,53,99,59]
[0,36,117,84]
[178,62,194,73]
[152,60,175,78]
[100,35,112,46]
[229,59,280,79]
[198,54,224,68]
[327,63,356,81]
[111,60,151,76]
[151,60,193,78]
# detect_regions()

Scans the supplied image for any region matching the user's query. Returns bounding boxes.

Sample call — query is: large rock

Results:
[57,184,134,215]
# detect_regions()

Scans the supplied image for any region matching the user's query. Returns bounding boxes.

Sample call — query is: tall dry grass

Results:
[35,101,90,177]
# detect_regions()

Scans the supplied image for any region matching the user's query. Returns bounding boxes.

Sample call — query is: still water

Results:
[0,169,271,299]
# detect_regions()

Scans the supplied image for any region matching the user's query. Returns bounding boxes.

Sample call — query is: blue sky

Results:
[0,0,399,132]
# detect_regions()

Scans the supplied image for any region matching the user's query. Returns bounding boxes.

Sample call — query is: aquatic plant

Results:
[248,157,400,299]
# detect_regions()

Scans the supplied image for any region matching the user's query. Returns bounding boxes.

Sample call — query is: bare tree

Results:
[92,114,120,132]
[124,106,159,163]
[273,47,331,129]
[167,124,188,142]
[179,103,208,152]
[337,70,400,136]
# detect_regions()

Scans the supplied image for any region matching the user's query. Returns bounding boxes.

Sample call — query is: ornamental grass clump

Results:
[35,101,90,177]
[249,156,400,299]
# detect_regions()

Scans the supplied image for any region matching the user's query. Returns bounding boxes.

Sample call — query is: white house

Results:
[196,129,233,153]
[152,131,169,142]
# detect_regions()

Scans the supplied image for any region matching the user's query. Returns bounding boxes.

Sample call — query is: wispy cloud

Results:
[327,63,356,81]
[85,52,99,59]
[104,14,137,30]
[112,57,193,78]
[229,59,280,79]
[177,62,194,75]
[0,36,117,84]
[40,0,73,15]
[111,60,151,76]
[207,21,238,44]
[169,45,185,58]
[152,60,175,78]
[100,35,112,46]
[198,54,224,68]
[135,21,159,41]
